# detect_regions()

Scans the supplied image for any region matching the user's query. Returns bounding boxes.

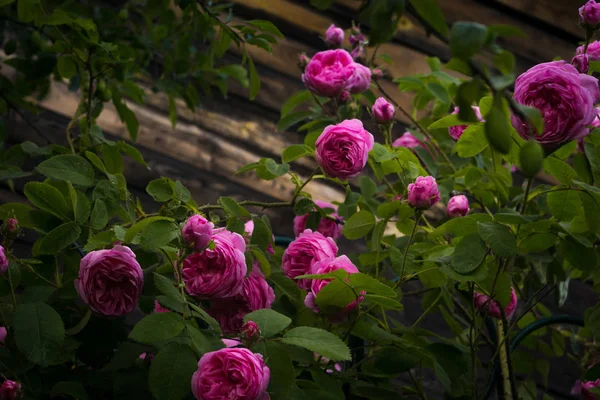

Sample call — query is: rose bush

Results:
[1,1,600,400]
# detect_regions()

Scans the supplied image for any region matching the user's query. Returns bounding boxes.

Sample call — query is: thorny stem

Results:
[394,214,420,288]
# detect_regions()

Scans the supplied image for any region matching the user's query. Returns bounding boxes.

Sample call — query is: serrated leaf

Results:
[283,327,351,361]
[219,197,250,218]
[129,312,185,344]
[451,234,487,273]
[37,155,95,187]
[24,182,72,220]
[243,309,291,337]
[456,125,488,157]
[342,210,375,240]
[14,302,65,366]
[477,221,516,257]
[149,343,197,400]
[408,0,448,37]
[38,222,81,254]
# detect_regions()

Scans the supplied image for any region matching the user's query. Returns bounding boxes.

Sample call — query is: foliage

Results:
[0,0,599,399]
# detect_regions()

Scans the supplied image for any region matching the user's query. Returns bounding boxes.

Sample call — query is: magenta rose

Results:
[473,287,518,319]
[512,61,600,145]
[222,338,241,348]
[191,347,270,400]
[282,229,338,290]
[304,255,362,314]
[446,195,470,218]
[572,53,590,74]
[448,106,484,140]
[347,63,371,93]
[182,214,214,250]
[337,90,351,103]
[0,380,21,400]
[372,97,395,123]
[75,245,143,317]
[240,321,261,342]
[325,24,344,47]
[0,245,7,275]
[393,132,422,149]
[580,0,600,27]
[244,220,275,255]
[0,327,6,344]
[582,380,600,400]
[208,266,274,334]
[6,218,17,233]
[302,49,356,97]
[577,41,600,61]
[293,200,343,240]
[182,229,247,299]
[407,176,440,210]
[316,119,374,180]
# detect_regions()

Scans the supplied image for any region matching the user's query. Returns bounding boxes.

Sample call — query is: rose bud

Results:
[393,132,422,149]
[407,176,440,210]
[0,380,22,400]
[577,41,600,61]
[473,287,518,319]
[6,218,17,233]
[240,321,261,342]
[372,97,395,124]
[580,0,600,27]
[182,214,214,251]
[324,24,344,47]
[572,53,590,74]
[337,90,351,104]
[298,52,310,70]
[446,195,470,218]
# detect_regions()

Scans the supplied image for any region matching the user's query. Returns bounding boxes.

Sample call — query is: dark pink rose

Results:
[304,255,362,314]
[347,63,371,93]
[222,338,241,348]
[0,380,21,400]
[512,61,600,145]
[316,119,374,180]
[191,348,270,400]
[446,195,470,218]
[6,218,17,233]
[371,68,384,78]
[182,229,247,299]
[208,267,274,334]
[0,327,6,344]
[393,132,422,149]
[0,245,7,275]
[580,0,600,27]
[293,200,343,240]
[182,214,214,250]
[582,379,600,400]
[298,53,310,70]
[407,176,440,210]
[572,53,590,74]
[75,246,144,317]
[240,321,261,342]
[448,106,484,140]
[473,287,518,319]
[244,220,275,255]
[302,49,356,97]
[153,300,169,313]
[372,97,395,123]
[325,24,344,47]
[282,229,338,289]
[577,41,600,61]
[337,90,351,103]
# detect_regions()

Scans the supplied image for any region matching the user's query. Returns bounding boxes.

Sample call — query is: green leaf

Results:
[186,323,214,355]
[118,141,147,167]
[364,294,404,310]
[129,312,185,344]
[456,125,488,157]
[281,90,311,117]
[277,111,313,132]
[282,144,313,163]
[21,286,55,304]
[125,216,174,243]
[519,233,556,252]
[430,216,480,238]
[112,91,139,141]
[154,273,184,301]
[264,342,295,399]
[250,217,272,251]
[243,309,291,337]
[187,303,222,332]
[347,273,396,298]
[0,0,16,6]
[83,230,116,252]
[544,157,576,185]
[219,197,250,218]
[451,234,487,273]
[0,203,34,228]
[37,155,95,187]
[248,19,284,38]
[73,190,90,224]
[282,327,351,361]
[38,222,81,255]
[477,222,516,257]
[408,0,448,37]
[315,279,356,313]
[484,97,511,154]
[426,82,450,105]
[137,220,179,249]
[103,145,123,174]
[149,343,198,400]
[450,21,487,60]
[547,190,581,221]
[146,178,175,202]
[57,55,76,79]
[515,104,544,135]
[429,114,474,130]
[90,200,108,230]
[51,382,88,400]
[247,56,260,101]
[342,210,375,240]
[14,302,64,366]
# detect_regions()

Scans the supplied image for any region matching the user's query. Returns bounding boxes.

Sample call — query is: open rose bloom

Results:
[473,287,518,319]
[282,230,338,289]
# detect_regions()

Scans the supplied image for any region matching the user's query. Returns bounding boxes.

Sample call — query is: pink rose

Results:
[372,97,395,123]
[393,132,422,149]
[182,229,247,299]
[191,348,270,400]
[208,267,274,334]
[572,53,590,74]
[371,68,384,78]
[75,245,143,317]
[512,61,600,145]
[282,230,338,289]
[304,255,362,314]
[407,176,440,210]
[577,41,600,61]
[337,90,351,103]
[6,218,17,233]
[350,46,365,60]
[182,215,214,250]
[244,220,275,255]
[349,31,365,46]
[446,195,470,218]
[0,327,6,344]
[315,352,343,374]
[222,338,241,348]
[325,24,344,47]
[0,380,22,400]
[153,300,169,313]
[316,119,374,180]
[580,0,600,27]
[302,49,356,97]
[293,200,343,240]
[473,287,518,319]
[582,379,600,400]
[240,321,261,342]
[298,53,310,70]
[448,106,484,140]
[0,245,7,275]
[347,63,371,93]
